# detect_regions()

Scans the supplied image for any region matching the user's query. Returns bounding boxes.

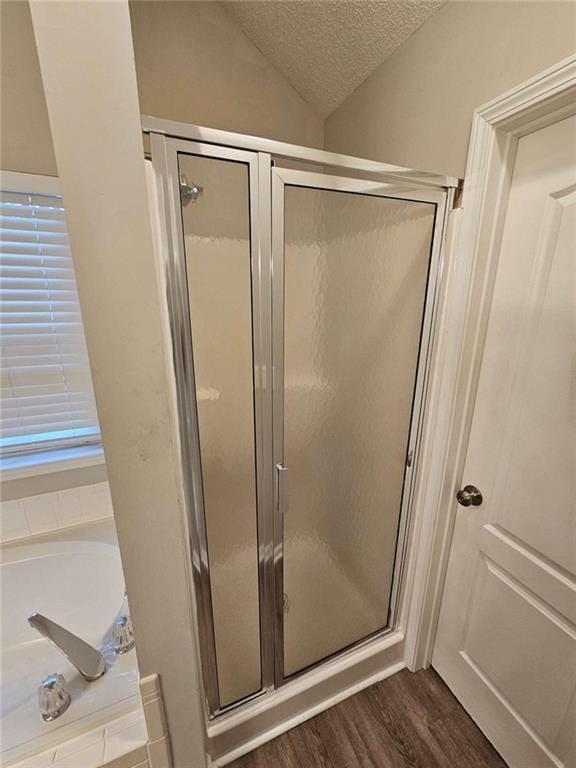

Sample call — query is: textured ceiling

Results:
[222,1,444,117]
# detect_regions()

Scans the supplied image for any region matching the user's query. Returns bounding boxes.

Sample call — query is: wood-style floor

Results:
[228,668,508,768]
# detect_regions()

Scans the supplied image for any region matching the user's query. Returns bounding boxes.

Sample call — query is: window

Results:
[0,177,101,458]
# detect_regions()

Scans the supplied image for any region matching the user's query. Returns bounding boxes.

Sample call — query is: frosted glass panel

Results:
[283,186,435,677]
[179,153,261,706]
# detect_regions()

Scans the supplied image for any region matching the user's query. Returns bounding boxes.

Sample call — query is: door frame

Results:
[405,53,576,671]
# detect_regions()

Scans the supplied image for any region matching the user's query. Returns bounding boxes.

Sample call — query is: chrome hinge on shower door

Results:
[276,464,288,515]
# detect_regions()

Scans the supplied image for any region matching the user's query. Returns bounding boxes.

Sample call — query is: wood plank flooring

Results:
[227,668,508,768]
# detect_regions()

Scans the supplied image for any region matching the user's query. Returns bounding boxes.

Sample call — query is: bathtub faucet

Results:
[28,613,106,681]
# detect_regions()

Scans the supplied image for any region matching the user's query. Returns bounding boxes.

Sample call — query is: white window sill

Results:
[0,444,105,483]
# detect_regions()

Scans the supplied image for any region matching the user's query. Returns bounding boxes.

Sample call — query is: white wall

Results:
[130,1,323,148]
[0,0,57,175]
[324,1,576,177]
[0,1,323,179]
[29,3,207,764]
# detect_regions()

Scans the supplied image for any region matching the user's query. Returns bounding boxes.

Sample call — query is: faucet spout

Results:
[28,612,106,682]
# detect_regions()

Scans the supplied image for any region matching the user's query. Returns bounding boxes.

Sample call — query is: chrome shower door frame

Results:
[149,133,275,716]
[148,119,454,720]
[271,168,448,687]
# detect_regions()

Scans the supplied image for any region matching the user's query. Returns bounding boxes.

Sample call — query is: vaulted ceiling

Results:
[222,1,444,117]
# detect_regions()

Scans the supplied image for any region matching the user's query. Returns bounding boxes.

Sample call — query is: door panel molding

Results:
[456,650,562,768]
[480,526,576,625]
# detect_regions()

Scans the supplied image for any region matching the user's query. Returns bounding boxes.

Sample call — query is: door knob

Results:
[456,485,483,507]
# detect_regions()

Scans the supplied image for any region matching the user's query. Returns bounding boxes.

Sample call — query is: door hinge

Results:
[276,464,288,514]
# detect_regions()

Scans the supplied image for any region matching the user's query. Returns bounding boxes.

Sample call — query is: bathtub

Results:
[1,519,142,766]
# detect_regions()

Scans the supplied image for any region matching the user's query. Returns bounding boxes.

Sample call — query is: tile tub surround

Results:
[9,675,172,768]
[0,482,113,542]
[11,709,148,768]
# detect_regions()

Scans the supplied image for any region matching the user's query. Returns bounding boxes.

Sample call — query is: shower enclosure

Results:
[147,120,456,722]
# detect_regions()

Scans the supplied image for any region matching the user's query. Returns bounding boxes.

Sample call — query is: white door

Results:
[433,114,576,768]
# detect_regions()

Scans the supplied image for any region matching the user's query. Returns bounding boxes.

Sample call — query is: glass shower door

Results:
[153,129,449,713]
[178,151,261,708]
[272,170,442,679]
[156,139,274,715]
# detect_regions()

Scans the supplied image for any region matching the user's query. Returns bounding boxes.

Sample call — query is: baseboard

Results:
[209,630,405,766]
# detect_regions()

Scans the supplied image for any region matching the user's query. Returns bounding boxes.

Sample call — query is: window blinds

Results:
[0,189,101,455]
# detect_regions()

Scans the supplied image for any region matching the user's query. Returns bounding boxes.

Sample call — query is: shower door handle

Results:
[276,464,288,515]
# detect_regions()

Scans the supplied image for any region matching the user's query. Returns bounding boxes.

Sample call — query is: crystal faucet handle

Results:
[113,615,135,654]
[38,673,71,722]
